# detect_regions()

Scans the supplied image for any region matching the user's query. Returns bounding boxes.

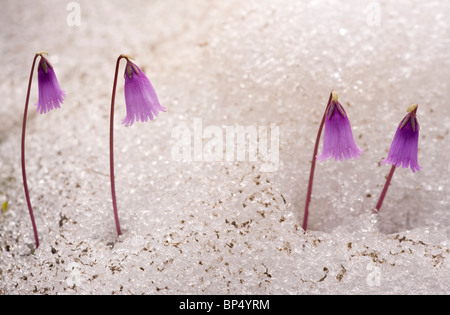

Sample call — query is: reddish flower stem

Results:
[109,55,128,236]
[374,165,396,214]
[302,92,333,231]
[21,53,41,248]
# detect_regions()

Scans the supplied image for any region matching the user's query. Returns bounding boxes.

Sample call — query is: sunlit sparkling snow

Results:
[0,0,449,294]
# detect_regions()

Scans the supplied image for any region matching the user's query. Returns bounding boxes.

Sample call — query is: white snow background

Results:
[0,0,449,294]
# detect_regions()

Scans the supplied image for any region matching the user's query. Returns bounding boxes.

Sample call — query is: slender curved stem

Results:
[109,55,126,236]
[21,53,40,248]
[302,92,333,231]
[374,165,396,214]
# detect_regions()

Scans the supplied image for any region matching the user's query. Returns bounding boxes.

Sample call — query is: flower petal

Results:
[317,100,363,162]
[382,114,421,172]
[35,57,65,114]
[123,61,165,126]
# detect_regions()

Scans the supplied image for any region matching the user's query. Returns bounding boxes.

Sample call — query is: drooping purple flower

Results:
[381,104,421,172]
[35,56,65,114]
[122,60,165,126]
[317,91,363,162]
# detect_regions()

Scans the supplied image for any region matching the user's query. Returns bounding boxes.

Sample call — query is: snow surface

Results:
[0,0,449,294]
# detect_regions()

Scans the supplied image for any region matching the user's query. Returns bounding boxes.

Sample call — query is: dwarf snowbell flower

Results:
[302,90,362,231]
[381,104,421,172]
[35,56,66,114]
[375,104,421,213]
[123,60,166,126]
[108,54,165,236]
[317,90,363,161]
[21,52,65,248]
